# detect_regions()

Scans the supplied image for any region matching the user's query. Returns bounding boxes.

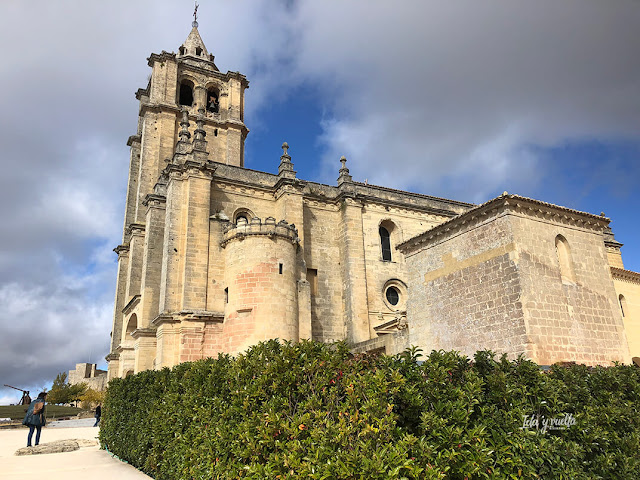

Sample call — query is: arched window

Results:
[122,314,137,343]
[195,46,202,56]
[234,208,254,225]
[179,80,194,107]
[179,45,185,55]
[619,294,628,318]
[207,87,219,113]
[379,226,392,261]
[555,234,576,284]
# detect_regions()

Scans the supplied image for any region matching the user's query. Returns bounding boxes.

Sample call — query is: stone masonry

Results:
[106,24,640,378]
[398,195,632,366]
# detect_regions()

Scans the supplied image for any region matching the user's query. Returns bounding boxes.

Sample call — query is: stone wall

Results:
[612,268,640,362]
[68,363,107,392]
[400,195,630,366]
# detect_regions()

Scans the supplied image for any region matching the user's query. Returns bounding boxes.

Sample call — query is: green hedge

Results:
[100,341,640,479]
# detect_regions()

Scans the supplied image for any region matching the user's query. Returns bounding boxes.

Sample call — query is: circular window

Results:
[385,286,400,306]
[382,279,407,311]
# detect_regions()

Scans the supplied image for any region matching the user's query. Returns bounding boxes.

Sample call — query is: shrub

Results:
[100,341,640,479]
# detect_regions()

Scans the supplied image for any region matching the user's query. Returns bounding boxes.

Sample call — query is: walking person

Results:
[22,392,47,447]
[94,404,101,427]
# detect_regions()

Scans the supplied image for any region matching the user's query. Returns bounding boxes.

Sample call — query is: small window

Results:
[224,287,228,304]
[279,263,283,275]
[385,286,400,306]
[214,129,218,137]
[207,88,219,113]
[619,294,627,318]
[307,268,318,296]
[555,234,576,284]
[179,80,194,107]
[380,226,392,261]
[196,46,202,56]
[179,45,185,55]
[234,209,255,225]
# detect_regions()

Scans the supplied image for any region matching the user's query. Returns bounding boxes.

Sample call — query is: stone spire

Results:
[177,5,209,60]
[278,142,296,179]
[337,156,353,185]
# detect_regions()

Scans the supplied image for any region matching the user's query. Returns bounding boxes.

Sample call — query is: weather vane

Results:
[193,1,199,28]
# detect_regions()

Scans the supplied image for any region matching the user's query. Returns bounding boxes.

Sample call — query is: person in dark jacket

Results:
[22,392,47,447]
[94,404,101,427]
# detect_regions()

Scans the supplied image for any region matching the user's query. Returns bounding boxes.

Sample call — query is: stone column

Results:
[339,197,370,343]
[125,225,146,300]
[159,169,185,314]
[140,195,166,328]
[181,166,213,310]
[109,245,130,354]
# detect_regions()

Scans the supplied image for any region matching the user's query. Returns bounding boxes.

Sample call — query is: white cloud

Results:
[0,0,638,391]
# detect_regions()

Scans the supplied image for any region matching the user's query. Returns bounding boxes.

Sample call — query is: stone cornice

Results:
[163,160,217,181]
[611,267,640,284]
[114,345,134,354]
[131,327,157,339]
[125,222,146,237]
[105,352,119,362]
[151,314,179,327]
[221,217,299,248]
[177,310,225,322]
[122,295,141,315]
[113,244,129,256]
[398,193,610,255]
[142,193,167,208]
[151,311,224,326]
[135,84,150,101]
[178,62,249,88]
[147,51,177,67]
[210,164,471,218]
[127,134,141,146]
[353,181,474,209]
[274,177,305,198]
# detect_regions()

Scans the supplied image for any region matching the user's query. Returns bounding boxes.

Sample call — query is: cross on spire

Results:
[193,1,199,28]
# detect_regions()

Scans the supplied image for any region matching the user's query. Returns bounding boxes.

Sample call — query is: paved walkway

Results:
[0,421,152,480]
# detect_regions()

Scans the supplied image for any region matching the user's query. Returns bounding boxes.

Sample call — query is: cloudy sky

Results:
[1,0,639,404]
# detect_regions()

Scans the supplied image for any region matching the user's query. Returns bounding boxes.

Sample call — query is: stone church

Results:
[106,23,640,379]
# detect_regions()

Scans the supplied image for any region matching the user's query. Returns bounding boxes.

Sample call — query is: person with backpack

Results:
[22,392,47,447]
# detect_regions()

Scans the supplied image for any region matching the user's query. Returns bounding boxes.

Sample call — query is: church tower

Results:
[107,20,249,378]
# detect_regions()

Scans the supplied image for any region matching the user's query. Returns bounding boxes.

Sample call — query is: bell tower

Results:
[107,18,249,379]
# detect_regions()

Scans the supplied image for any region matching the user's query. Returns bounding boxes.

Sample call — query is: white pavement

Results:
[0,421,152,480]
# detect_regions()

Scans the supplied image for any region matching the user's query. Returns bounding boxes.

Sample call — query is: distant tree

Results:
[46,373,88,406]
[68,382,88,407]
[80,388,106,409]
[47,372,71,405]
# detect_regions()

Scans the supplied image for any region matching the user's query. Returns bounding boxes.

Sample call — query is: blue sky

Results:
[246,85,639,270]
[0,0,638,404]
